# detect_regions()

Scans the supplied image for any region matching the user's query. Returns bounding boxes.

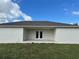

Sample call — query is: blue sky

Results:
[14,0,79,23]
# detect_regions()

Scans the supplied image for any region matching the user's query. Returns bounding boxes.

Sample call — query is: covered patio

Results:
[23,27,56,42]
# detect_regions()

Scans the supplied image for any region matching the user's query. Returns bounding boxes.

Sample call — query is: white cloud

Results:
[72,11,79,16]
[13,19,22,22]
[19,11,32,21]
[0,13,9,23]
[0,0,32,23]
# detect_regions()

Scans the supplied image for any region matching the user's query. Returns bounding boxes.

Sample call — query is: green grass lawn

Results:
[0,43,79,59]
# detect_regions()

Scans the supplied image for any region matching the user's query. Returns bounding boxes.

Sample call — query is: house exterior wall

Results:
[0,28,23,43]
[23,29,29,41]
[26,29,55,41]
[2,27,79,43]
[55,28,79,44]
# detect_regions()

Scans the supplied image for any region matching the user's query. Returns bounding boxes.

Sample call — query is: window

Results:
[40,31,43,38]
[36,31,39,38]
[36,31,43,39]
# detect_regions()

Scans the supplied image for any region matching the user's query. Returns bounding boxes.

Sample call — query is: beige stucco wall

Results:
[55,28,79,44]
[0,28,23,43]
[25,29,55,41]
